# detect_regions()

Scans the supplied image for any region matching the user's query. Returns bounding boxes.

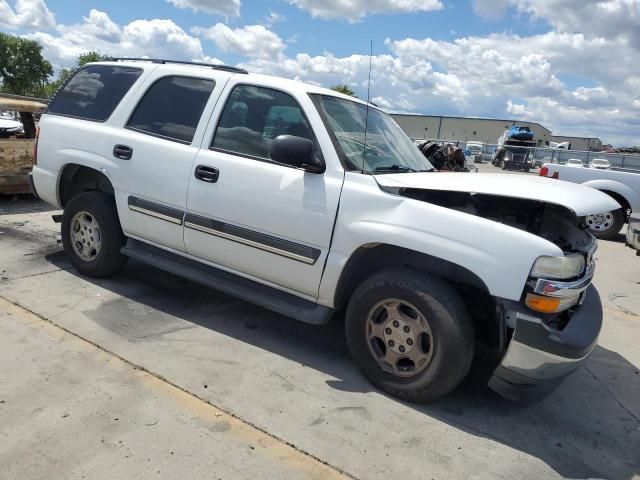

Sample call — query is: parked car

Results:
[540,163,640,252]
[566,158,584,167]
[0,95,46,194]
[32,59,617,402]
[590,158,610,170]
[0,114,23,138]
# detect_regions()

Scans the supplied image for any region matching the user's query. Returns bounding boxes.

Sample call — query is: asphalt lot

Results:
[1,164,639,480]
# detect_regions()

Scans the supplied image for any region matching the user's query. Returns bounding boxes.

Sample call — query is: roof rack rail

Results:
[105,58,248,74]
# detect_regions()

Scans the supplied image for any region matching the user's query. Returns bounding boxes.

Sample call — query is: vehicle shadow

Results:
[601,232,628,245]
[0,195,57,215]
[46,252,640,479]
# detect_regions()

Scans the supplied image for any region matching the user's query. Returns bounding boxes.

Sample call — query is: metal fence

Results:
[448,140,640,172]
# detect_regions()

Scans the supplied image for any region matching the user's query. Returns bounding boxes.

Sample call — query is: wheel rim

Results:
[365,298,434,378]
[586,212,614,234]
[70,211,102,262]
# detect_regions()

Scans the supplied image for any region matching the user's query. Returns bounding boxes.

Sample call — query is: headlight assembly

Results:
[530,254,585,280]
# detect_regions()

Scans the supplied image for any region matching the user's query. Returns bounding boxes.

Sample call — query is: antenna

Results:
[361,40,373,174]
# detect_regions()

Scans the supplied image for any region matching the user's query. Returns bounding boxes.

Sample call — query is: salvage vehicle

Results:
[0,95,46,195]
[540,162,640,252]
[492,130,535,172]
[31,59,618,402]
[506,125,534,141]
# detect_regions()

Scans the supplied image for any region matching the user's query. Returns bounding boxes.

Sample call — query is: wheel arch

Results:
[58,164,115,207]
[334,243,500,347]
[582,179,638,213]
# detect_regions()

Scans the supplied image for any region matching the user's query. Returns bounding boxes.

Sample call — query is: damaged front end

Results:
[398,188,603,401]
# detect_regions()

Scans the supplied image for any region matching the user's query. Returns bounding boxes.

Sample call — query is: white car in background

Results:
[0,115,23,138]
[590,158,610,170]
[566,158,584,167]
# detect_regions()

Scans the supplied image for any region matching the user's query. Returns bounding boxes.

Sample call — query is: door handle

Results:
[113,144,133,160]
[194,165,219,183]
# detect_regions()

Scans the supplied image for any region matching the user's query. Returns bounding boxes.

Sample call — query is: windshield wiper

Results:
[373,165,417,173]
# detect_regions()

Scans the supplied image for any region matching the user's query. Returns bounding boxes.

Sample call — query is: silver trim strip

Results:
[184,221,316,265]
[531,262,595,298]
[129,204,183,225]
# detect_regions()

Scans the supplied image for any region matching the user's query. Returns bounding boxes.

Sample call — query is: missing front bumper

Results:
[489,285,602,402]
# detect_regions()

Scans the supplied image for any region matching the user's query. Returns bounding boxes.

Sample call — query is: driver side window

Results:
[211,84,321,163]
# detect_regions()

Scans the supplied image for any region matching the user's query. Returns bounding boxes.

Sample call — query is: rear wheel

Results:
[62,191,127,277]
[585,208,625,239]
[345,269,475,403]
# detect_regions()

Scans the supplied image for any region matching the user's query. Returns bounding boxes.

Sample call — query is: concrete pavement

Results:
[0,195,639,480]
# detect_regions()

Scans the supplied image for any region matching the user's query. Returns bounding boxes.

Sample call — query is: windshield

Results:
[467,145,482,153]
[313,94,434,173]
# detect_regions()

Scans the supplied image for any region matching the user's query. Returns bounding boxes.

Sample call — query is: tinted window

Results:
[127,76,215,144]
[48,65,142,121]
[212,85,320,162]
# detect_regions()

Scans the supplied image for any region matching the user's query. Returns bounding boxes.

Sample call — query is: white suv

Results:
[31,59,618,402]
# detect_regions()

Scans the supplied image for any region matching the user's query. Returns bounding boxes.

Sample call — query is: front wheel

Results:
[61,191,128,277]
[585,208,626,240]
[345,269,475,403]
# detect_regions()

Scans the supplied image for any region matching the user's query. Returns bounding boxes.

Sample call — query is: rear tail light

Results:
[539,166,548,177]
[33,126,39,165]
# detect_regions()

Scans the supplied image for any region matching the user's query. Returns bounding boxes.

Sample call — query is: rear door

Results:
[109,69,228,251]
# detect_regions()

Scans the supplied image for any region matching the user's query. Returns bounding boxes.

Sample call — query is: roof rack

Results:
[105,58,248,74]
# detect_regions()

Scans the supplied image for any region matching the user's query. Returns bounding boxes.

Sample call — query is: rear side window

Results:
[47,65,142,122]
[126,76,215,144]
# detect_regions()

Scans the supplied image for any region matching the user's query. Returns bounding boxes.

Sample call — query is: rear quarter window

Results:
[47,65,143,122]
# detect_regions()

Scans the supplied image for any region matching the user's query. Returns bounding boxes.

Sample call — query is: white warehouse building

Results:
[390,113,603,151]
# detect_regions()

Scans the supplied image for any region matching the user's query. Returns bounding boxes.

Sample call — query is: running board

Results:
[121,239,334,325]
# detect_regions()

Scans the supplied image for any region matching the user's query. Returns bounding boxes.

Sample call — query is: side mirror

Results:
[269,135,324,173]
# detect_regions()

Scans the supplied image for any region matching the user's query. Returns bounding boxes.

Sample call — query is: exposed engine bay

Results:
[399,188,595,253]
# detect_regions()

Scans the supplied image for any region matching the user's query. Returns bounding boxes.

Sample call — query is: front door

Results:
[184,82,344,298]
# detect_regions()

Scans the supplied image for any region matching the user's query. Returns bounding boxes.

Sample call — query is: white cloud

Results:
[471,0,510,21]
[166,0,240,17]
[264,11,285,26]
[26,10,206,66]
[193,24,285,60]
[514,0,640,46]
[288,0,443,21]
[236,28,640,145]
[0,0,55,29]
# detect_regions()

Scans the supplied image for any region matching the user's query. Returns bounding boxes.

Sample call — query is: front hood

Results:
[375,172,620,217]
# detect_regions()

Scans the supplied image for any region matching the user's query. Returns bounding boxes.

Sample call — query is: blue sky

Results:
[2,0,639,145]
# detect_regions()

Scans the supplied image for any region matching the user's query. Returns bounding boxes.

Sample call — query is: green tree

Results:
[77,51,107,66]
[330,84,356,97]
[0,32,53,96]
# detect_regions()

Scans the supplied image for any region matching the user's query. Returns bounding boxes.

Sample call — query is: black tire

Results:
[586,208,626,240]
[61,191,127,277]
[345,269,475,403]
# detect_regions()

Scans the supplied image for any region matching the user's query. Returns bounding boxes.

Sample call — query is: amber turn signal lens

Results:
[525,294,561,313]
